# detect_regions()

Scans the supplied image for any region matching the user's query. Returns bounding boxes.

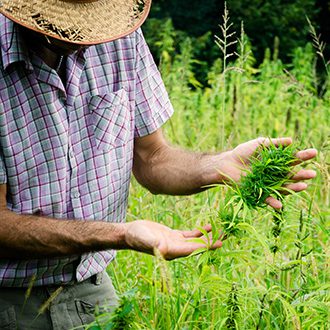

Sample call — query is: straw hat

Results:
[0,0,152,44]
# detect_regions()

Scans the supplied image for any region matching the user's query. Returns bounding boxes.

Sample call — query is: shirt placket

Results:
[67,141,79,217]
[65,51,87,220]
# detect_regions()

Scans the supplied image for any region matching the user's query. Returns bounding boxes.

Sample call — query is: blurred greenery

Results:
[143,0,330,85]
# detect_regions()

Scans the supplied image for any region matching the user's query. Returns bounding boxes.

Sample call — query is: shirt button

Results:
[71,190,80,199]
[69,149,74,159]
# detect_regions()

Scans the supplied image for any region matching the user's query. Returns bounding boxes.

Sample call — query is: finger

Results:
[209,239,223,249]
[203,230,226,241]
[265,196,283,210]
[257,137,293,148]
[266,182,309,205]
[184,234,223,247]
[271,182,309,197]
[180,224,212,238]
[284,182,308,193]
[290,169,317,181]
[163,239,222,260]
[292,149,318,165]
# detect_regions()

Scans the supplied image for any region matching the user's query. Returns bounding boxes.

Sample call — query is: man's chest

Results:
[0,48,136,220]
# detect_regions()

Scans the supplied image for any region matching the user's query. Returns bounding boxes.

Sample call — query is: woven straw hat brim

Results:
[0,0,151,45]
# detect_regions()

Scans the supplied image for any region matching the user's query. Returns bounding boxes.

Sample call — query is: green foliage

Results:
[145,0,324,78]
[85,291,136,330]
[225,283,240,329]
[218,201,244,238]
[104,293,135,330]
[227,0,318,62]
[234,144,297,209]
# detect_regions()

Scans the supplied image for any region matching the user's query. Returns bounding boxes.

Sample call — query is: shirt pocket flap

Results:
[89,89,130,151]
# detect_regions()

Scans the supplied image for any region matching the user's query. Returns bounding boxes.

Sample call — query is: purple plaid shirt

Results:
[0,15,173,287]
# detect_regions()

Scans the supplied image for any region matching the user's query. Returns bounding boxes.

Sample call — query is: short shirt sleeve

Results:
[134,29,174,137]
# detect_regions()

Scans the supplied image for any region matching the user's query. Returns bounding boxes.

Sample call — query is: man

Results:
[0,0,317,328]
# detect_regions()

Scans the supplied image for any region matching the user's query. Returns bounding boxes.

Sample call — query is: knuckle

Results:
[256,137,266,144]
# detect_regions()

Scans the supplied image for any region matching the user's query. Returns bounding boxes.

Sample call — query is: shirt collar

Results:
[0,14,33,71]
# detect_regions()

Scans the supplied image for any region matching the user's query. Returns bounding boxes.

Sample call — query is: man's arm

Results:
[0,185,221,260]
[0,184,127,258]
[132,130,223,195]
[133,129,317,208]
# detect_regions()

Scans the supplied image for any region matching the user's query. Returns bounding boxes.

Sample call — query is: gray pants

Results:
[0,272,118,330]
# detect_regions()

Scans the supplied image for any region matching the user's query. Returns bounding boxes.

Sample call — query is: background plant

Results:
[144,0,329,85]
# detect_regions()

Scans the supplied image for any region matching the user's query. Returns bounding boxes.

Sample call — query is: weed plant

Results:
[218,201,243,238]
[232,143,298,209]
[84,291,137,330]
[225,283,240,329]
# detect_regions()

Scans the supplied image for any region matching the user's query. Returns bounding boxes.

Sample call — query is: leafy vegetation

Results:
[87,8,329,330]
[234,143,298,209]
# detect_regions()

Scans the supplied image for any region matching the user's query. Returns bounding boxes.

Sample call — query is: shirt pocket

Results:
[89,89,131,152]
[75,300,96,325]
[0,306,16,330]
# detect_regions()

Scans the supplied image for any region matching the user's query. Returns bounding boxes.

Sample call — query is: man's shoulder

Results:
[93,28,144,53]
[0,14,14,48]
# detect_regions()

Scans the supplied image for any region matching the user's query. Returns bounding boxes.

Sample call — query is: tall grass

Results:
[87,11,329,330]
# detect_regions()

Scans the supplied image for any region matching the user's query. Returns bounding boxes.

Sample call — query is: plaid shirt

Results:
[0,15,173,287]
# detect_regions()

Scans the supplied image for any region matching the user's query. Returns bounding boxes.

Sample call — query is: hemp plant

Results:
[218,197,244,239]
[219,143,299,240]
[225,282,240,330]
[233,143,298,209]
[215,2,237,149]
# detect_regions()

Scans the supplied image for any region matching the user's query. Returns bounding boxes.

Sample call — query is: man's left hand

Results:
[217,137,317,209]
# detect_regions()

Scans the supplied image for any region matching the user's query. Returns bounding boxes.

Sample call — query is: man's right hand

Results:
[124,221,222,260]
[0,183,222,260]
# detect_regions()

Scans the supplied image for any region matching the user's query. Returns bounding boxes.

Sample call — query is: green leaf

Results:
[188,247,209,257]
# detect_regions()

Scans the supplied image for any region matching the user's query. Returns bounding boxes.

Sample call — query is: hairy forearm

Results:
[133,143,227,195]
[0,209,127,259]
